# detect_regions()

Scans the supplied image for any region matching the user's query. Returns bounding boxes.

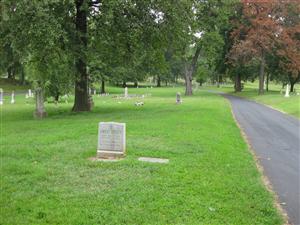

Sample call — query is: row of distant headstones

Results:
[0,87,183,105]
[0,89,35,105]
[0,88,111,105]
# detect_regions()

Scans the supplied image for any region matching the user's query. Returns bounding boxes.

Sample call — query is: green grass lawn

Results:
[201,82,300,118]
[1,87,283,224]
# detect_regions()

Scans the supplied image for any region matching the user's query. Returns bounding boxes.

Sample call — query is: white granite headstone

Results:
[97,122,126,159]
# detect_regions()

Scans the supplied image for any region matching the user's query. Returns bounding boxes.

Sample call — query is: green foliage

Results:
[195,61,210,84]
[1,0,74,98]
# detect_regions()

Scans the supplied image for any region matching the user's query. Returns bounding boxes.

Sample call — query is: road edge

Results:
[227,92,299,120]
[223,96,290,225]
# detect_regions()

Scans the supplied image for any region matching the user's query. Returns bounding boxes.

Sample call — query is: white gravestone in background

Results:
[176,92,182,104]
[11,91,15,104]
[285,84,290,97]
[97,122,126,159]
[28,89,32,97]
[124,87,128,98]
[0,88,3,105]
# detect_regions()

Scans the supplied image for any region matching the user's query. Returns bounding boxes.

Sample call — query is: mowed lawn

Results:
[1,87,283,224]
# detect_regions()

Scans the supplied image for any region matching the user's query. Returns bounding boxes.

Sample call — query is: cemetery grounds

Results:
[1,86,286,224]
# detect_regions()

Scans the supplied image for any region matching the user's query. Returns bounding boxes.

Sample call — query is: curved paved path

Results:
[223,94,300,225]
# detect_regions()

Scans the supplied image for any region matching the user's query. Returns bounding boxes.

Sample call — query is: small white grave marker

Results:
[62,94,68,103]
[285,84,290,97]
[0,88,3,105]
[97,122,126,159]
[134,101,144,106]
[124,87,128,98]
[176,92,182,104]
[11,91,15,104]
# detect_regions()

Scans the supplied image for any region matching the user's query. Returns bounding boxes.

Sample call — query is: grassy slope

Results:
[203,82,300,118]
[1,87,282,224]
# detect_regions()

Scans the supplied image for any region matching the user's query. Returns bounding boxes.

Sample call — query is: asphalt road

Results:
[223,94,300,225]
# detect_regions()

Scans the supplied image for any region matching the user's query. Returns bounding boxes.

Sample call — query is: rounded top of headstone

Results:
[99,121,126,126]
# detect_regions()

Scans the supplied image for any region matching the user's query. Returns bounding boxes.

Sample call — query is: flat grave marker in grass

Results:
[138,157,169,164]
[97,122,126,159]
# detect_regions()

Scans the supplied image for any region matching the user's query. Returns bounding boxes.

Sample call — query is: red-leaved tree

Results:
[228,0,300,94]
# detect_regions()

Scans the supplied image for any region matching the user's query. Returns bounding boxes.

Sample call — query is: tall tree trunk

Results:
[72,0,90,112]
[184,63,193,95]
[55,93,59,102]
[266,73,269,91]
[122,81,126,87]
[20,66,25,85]
[7,67,14,80]
[290,82,295,93]
[216,73,220,88]
[289,72,300,92]
[258,53,265,95]
[235,73,242,92]
[157,76,161,87]
[134,81,138,87]
[184,46,201,96]
[219,75,223,84]
[101,79,105,94]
